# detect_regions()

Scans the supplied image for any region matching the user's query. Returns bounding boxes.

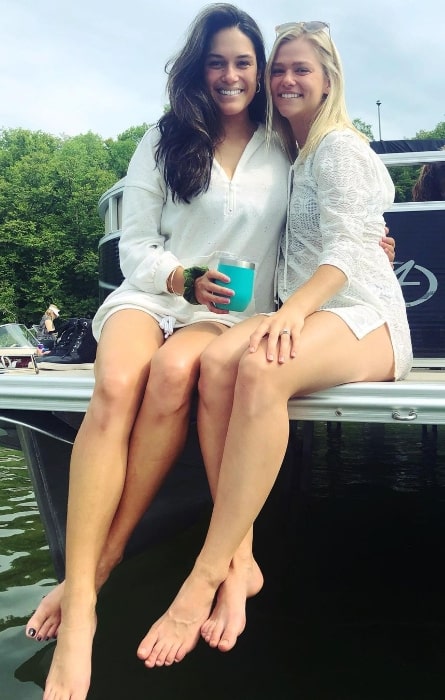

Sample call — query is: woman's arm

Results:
[315,135,394,283]
[118,128,182,294]
[251,133,394,361]
[249,264,346,361]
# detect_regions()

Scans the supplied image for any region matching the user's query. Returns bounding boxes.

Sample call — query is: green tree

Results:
[414,121,445,140]
[353,118,374,141]
[0,125,153,325]
[388,120,445,202]
[0,129,115,323]
[105,123,149,178]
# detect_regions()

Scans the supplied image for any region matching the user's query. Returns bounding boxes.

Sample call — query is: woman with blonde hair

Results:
[36,303,60,350]
[137,20,411,668]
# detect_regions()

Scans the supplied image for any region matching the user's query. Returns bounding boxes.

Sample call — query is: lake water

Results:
[1,421,445,700]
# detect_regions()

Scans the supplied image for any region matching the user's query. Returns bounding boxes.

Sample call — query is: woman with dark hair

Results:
[412,147,445,201]
[156,3,267,201]
[32,5,290,700]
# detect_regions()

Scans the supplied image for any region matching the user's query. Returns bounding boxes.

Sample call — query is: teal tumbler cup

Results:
[214,257,256,311]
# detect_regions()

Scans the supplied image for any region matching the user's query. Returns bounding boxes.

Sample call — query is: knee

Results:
[93,367,143,412]
[235,355,276,410]
[199,344,234,400]
[147,352,198,413]
[86,367,145,433]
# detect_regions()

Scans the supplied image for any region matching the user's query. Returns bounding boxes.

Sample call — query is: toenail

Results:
[27,628,36,638]
[36,636,42,641]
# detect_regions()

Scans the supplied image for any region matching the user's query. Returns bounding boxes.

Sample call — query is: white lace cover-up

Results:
[278,129,412,380]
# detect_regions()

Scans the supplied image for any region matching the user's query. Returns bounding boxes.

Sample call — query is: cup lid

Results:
[218,257,255,269]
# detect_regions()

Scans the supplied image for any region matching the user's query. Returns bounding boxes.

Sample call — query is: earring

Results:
[256,80,261,94]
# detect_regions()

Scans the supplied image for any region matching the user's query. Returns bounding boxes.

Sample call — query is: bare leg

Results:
[26,313,156,641]
[137,313,395,666]
[198,317,267,651]
[41,311,164,700]
[200,532,262,651]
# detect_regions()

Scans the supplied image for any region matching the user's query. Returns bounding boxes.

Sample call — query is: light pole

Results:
[376,100,382,141]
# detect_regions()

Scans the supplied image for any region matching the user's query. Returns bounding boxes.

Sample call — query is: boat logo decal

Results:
[394,260,438,307]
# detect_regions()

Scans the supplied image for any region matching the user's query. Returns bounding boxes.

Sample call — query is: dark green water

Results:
[1,422,445,700]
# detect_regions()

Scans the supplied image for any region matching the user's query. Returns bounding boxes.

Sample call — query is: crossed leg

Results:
[197,317,267,651]
[137,311,395,666]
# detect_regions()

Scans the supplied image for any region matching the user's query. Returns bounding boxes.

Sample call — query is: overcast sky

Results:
[2,0,443,142]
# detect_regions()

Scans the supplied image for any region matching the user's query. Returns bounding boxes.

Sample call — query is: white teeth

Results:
[280,93,302,99]
[219,89,242,96]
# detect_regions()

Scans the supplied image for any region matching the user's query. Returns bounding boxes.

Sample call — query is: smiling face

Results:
[270,36,330,143]
[204,27,258,120]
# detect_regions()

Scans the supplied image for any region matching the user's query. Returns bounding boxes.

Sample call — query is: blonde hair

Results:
[265,24,367,161]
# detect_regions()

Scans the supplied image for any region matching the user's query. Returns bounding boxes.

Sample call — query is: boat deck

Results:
[1,362,443,580]
[1,362,444,425]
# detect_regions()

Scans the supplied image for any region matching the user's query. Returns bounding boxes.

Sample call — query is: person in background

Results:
[36,304,60,351]
[412,146,445,201]
[136,19,412,669]
[26,7,396,700]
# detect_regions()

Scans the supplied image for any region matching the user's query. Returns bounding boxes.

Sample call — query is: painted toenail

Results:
[36,635,42,641]
[27,628,36,637]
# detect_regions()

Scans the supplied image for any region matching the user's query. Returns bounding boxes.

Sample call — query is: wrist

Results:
[166,266,184,296]
[183,266,208,305]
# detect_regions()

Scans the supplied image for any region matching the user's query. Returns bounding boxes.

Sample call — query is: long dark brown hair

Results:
[155,3,266,203]
[412,149,445,201]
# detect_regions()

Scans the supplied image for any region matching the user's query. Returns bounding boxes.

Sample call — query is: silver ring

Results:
[279,329,290,336]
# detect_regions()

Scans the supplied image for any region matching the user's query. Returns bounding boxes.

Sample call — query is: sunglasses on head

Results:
[275,21,330,37]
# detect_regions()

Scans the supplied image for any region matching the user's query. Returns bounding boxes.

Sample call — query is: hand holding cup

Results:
[213,255,256,312]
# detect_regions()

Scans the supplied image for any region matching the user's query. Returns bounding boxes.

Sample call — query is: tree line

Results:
[0,124,148,325]
[0,119,444,326]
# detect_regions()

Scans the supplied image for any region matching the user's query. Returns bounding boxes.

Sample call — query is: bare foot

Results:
[43,603,97,700]
[137,571,220,668]
[26,582,65,641]
[25,553,121,642]
[201,558,263,651]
